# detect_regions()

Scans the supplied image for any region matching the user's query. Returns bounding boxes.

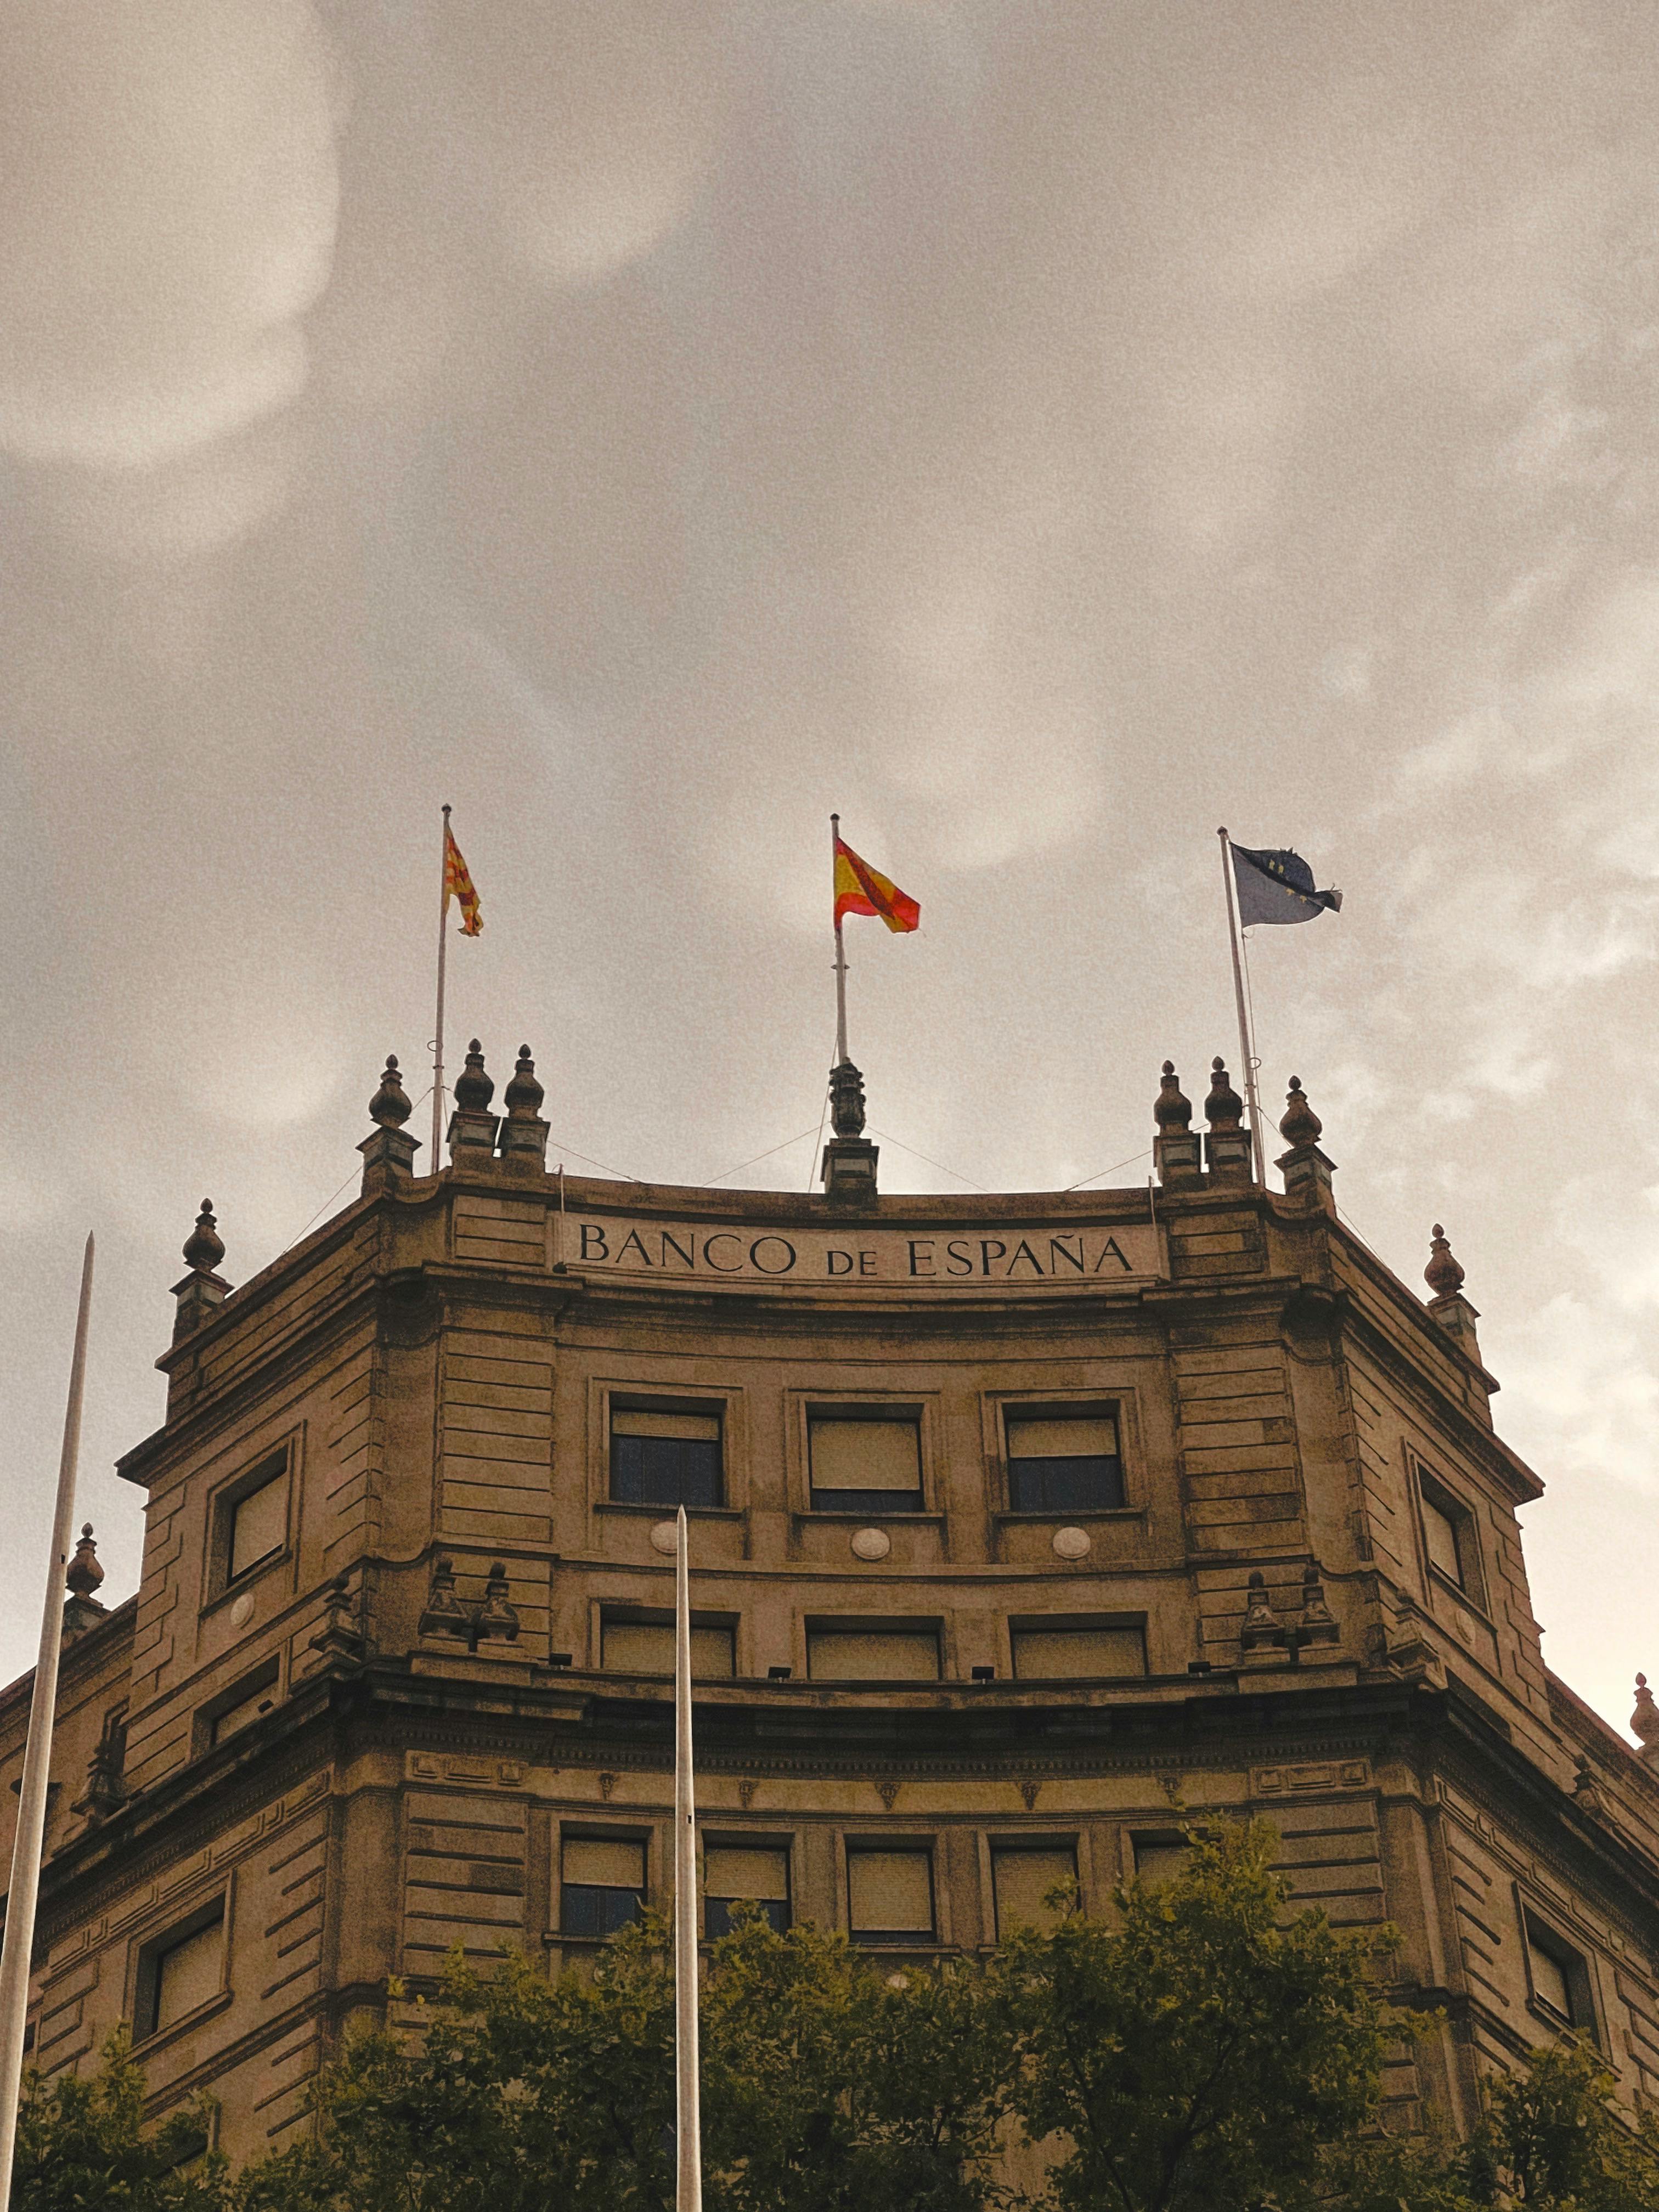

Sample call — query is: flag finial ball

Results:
[1425,1223,1465,1298]
[1279,1075,1322,1148]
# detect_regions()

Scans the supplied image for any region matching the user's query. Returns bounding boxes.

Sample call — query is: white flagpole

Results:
[1217,829,1267,1184]
[673,1505,702,2210]
[830,813,849,1067]
[0,1234,95,2209]
[432,804,452,1169]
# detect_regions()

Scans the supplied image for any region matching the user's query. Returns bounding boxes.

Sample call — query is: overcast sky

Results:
[4,0,1655,1736]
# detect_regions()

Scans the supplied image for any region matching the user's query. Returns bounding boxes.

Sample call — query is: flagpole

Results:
[432,804,451,1170]
[1217,829,1267,1184]
[830,814,849,1066]
[0,1234,95,2210]
[673,1506,702,2211]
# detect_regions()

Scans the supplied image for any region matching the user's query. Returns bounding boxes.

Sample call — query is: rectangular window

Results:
[136,1901,225,2040]
[847,1848,934,1942]
[704,1846,791,1937]
[1522,1908,1595,2038]
[991,1846,1076,1938]
[1006,1410,1124,1514]
[561,1836,645,1938]
[1421,1494,1465,1588]
[1010,1624,1147,1680]
[601,1617,736,1678]
[207,1663,278,1747]
[808,1417,923,1514]
[609,1407,724,1509]
[227,1472,287,1584]
[806,1628,940,1682]
[1132,1836,1192,1888]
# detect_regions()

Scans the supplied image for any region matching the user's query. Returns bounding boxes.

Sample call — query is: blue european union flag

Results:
[1231,843,1342,928]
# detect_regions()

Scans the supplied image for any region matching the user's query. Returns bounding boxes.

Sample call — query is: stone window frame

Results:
[194,1654,282,1758]
[980,1384,1148,1524]
[699,1830,796,1939]
[1124,1827,1200,1888]
[128,1877,235,2051]
[201,1434,299,1613]
[552,1819,653,1943]
[1515,1884,1603,2049]
[1004,1612,1150,1683]
[838,1831,944,1948]
[978,1831,1082,1944]
[592,1602,744,1680]
[784,1386,944,1522]
[587,1375,750,1531]
[1407,1451,1489,1617]
[800,1612,952,1684]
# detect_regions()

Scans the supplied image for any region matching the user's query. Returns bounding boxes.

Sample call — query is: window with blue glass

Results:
[703,1845,791,1937]
[1005,1410,1124,1513]
[609,1406,723,1509]
[560,1835,645,1938]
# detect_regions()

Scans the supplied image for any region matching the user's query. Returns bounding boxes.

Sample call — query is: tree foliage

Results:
[996,1819,1399,2212]
[16,1822,1659,2212]
[235,1910,1012,2212]
[13,2027,228,2212]
[1459,2038,1659,2210]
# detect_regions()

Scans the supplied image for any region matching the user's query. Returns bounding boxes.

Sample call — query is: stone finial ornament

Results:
[417,1555,470,1641]
[1279,1076,1322,1148]
[499,1045,551,1170]
[476,1562,520,1644]
[369,1054,413,1128]
[1571,1755,1606,1818]
[172,1200,232,1345]
[182,1200,225,1276]
[1239,1570,1283,1652]
[504,1045,544,1120]
[67,1525,104,1601]
[454,1040,494,1112]
[1296,1564,1339,1645]
[822,1059,878,1203]
[1632,1673,1659,1762]
[1425,1224,1465,1298]
[359,1054,421,1194]
[829,1059,867,1140]
[63,1523,109,1638]
[77,1707,128,1820]
[1205,1057,1244,1132]
[1153,1058,1203,1187]
[1202,1056,1254,1184]
[1154,1061,1192,1133]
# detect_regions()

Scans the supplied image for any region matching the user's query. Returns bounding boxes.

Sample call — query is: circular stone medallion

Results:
[1052,1526,1092,1561]
[229,1592,255,1628]
[851,1527,891,1561]
[650,1521,679,1556]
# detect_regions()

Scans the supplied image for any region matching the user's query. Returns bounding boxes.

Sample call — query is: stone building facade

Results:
[3,1040,1658,2166]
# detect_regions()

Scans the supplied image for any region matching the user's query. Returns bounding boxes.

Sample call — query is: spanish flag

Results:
[443,823,483,936]
[834,835,920,934]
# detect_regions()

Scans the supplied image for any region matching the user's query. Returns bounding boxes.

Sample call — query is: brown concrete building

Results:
[4,1039,1658,2164]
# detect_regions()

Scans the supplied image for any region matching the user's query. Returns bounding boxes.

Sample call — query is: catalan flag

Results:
[833,834,920,934]
[443,822,482,936]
